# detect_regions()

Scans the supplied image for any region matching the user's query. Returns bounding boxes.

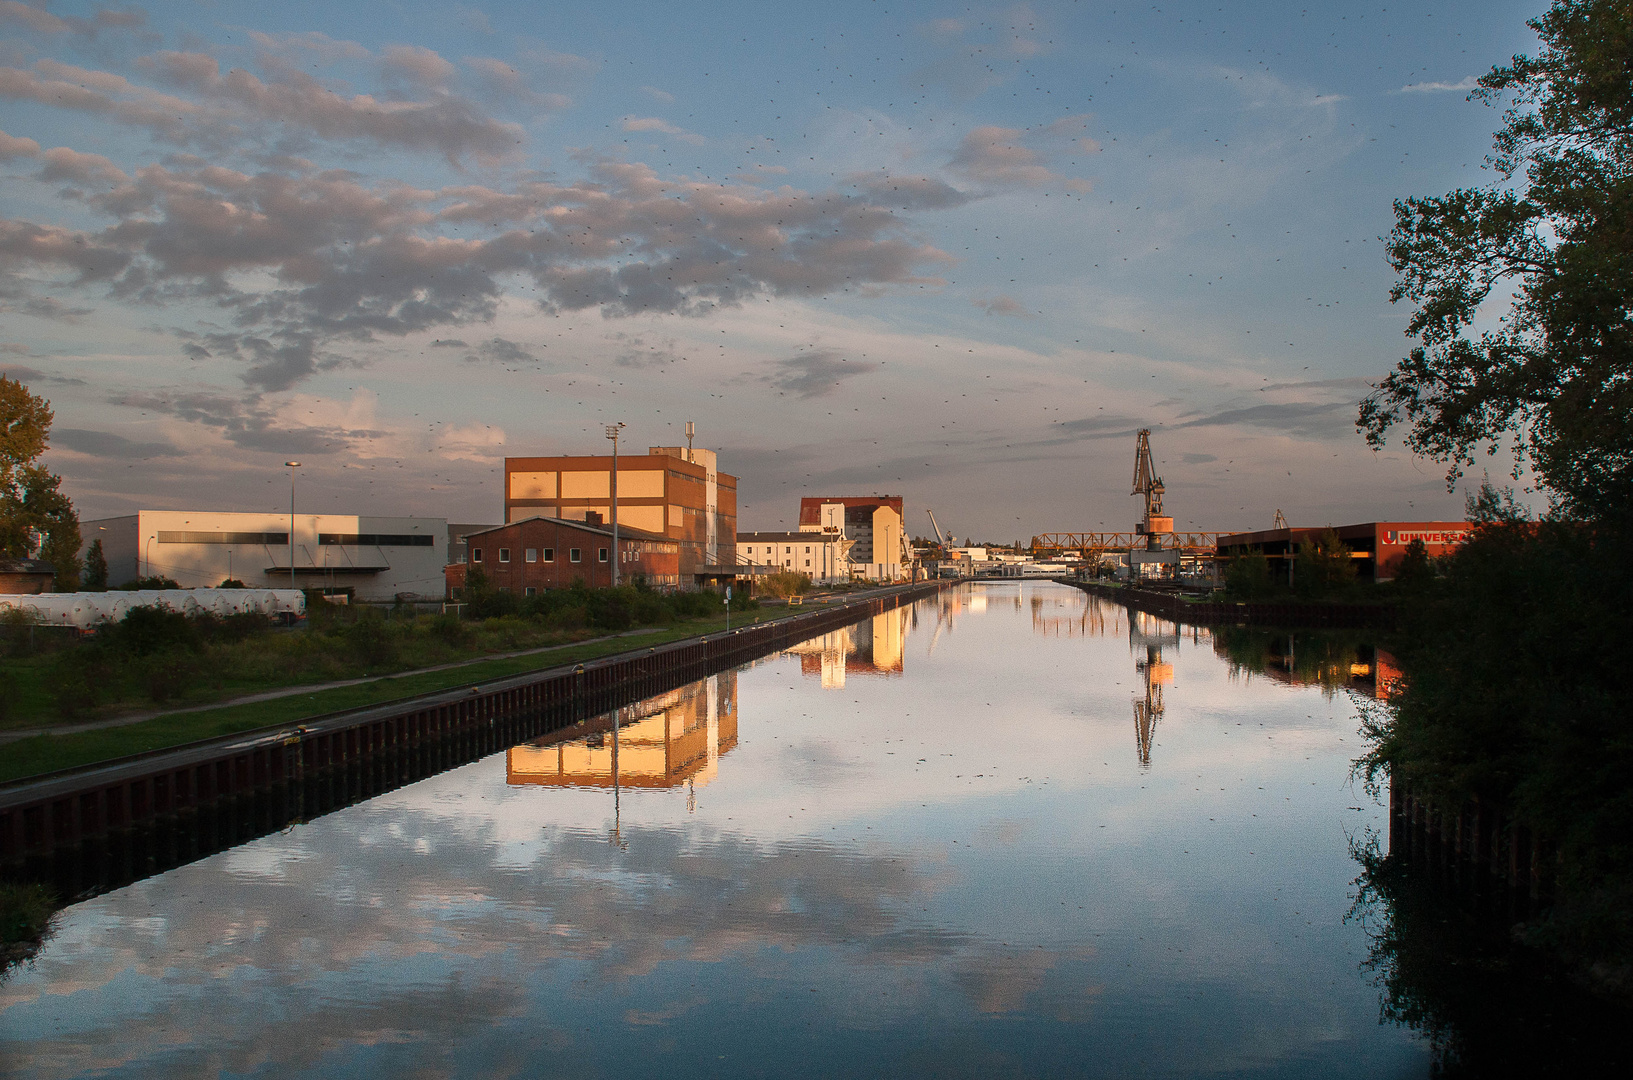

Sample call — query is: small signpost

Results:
[724,585,732,631]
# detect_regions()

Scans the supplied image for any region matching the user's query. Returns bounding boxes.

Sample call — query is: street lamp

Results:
[285,461,301,589]
[605,424,624,586]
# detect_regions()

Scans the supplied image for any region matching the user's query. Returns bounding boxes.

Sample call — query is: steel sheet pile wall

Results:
[0,582,945,901]
[1388,775,1554,923]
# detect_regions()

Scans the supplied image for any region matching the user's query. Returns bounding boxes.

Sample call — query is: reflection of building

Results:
[506,672,738,789]
[786,607,910,687]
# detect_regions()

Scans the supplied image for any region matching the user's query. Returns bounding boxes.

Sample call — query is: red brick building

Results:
[444,516,681,598]
[1215,521,1474,583]
[0,558,55,594]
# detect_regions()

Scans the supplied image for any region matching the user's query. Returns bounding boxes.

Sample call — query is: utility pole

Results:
[285,461,301,589]
[605,424,625,586]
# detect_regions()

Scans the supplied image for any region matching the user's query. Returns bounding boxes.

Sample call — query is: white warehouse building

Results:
[83,511,448,602]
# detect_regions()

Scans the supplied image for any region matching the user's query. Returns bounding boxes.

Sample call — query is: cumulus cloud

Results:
[948,124,1091,192]
[764,349,879,398]
[640,85,674,104]
[0,127,40,158]
[0,2,145,38]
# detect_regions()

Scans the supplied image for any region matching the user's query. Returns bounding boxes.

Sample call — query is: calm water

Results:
[1,583,1428,1078]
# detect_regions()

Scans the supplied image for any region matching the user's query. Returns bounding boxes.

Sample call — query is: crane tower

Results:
[1130,429,1178,578]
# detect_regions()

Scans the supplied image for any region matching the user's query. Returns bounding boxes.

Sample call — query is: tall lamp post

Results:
[285,461,301,590]
[604,424,624,586]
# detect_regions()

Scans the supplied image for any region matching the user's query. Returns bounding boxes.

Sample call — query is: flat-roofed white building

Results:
[736,531,851,583]
[83,511,448,602]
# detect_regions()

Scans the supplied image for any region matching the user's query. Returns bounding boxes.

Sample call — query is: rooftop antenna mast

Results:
[685,420,695,464]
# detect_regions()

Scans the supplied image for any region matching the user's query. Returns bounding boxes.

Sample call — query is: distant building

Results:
[1215,521,1474,584]
[797,496,906,581]
[447,523,499,566]
[0,558,55,594]
[82,511,447,601]
[504,445,737,584]
[737,531,850,583]
[445,516,681,597]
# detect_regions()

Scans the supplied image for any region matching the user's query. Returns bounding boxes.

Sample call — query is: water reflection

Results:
[507,672,740,791]
[785,608,910,687]
[1,583,1437,1078]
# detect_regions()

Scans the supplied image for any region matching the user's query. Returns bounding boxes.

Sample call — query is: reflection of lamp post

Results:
[604,423,624,587]
[285,461,301,588]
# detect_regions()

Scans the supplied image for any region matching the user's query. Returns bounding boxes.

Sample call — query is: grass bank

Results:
[0,607,805,784]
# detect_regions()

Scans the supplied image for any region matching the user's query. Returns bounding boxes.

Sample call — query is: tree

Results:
[1359,0,1633,520]
[83,539,108,590]
[0,375,80,590]
[1294,528,1356,598]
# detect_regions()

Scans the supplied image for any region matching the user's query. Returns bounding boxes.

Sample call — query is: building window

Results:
[526,548,537,562]
[805,559,811,567]
[785,546,791,554]
[498,548,510,563]
[472,548,483,563]
[451,586,463,599]
[805,546,811,553]
[543,548,554,562]
[570,548,581,563]
[525,587,537,597]
[598,547,608,563]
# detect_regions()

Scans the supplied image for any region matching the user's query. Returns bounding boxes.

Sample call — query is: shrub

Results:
[144,653,199,704]
[759,571,811,599]
[118,576,181,591]
[343,613,397,668]
[428,612,466,645]
[104,605,198,656]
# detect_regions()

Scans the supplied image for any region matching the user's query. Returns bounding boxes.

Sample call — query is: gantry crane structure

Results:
[1029,430,1220,565]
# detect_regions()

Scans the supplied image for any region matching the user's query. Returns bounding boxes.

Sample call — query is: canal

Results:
[1,582,1429,1077]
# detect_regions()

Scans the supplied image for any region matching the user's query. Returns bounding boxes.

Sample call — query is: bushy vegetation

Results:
[1357,494,1633,964]
[757,570,811,599]
[1220,529,1369,602]
[0,881,56,976]
[0,580,737,728]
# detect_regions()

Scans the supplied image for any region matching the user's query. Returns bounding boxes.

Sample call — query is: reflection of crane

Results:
[1133,646,1171,768]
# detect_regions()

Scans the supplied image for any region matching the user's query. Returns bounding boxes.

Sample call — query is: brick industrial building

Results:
[445,515,680,597]
[503,445,736,581]
[1215,521,1473,584]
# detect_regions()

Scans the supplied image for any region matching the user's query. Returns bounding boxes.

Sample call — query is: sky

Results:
[0,0,1542,539]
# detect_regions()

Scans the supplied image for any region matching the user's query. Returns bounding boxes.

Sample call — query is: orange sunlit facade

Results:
[506,672,738,790]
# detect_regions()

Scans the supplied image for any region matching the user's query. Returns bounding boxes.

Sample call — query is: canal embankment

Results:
[0,581,946,902]
[1064,579,1396,629]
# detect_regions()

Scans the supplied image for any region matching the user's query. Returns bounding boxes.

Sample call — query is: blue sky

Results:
[0,0,1539,537]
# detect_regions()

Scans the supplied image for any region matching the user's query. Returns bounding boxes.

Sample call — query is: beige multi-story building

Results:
[797,496,907,581]
[736,530,851,583]
[503,445,737,582]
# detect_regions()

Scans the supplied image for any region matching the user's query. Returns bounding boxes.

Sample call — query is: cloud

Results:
[53,427,185,458]
[1171,401,1350,438]
[846,172,971,210]
[464,336,543,366]
[973,294,1034,317]
[1399,76,1479,94]
[380,44,457,92]
[0,127,40,158]
[764,349,880,398]
[640,85,674,104]
[948,125,1091,192]
[620,116,704,144]
[0,2,145,38]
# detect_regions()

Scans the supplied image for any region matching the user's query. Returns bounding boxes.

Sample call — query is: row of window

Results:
[742,544,816,555]
[470,546,608,564]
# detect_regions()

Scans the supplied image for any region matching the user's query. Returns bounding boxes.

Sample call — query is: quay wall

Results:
[0,582,947,899]
[1064,580,1396,629]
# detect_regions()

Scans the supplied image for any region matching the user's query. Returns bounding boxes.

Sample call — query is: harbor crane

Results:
[1131,428,1172,549]
[925,508,947,547]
